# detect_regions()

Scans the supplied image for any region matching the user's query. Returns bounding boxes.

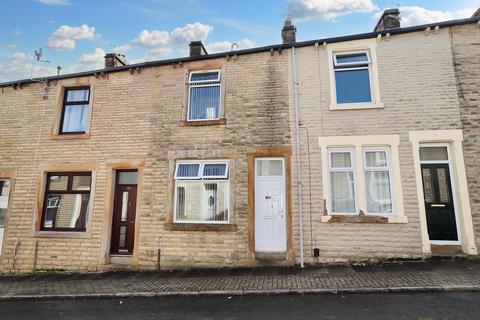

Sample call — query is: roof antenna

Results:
[30,48,51,80]
[230,42,239,51]
[57,65,62,76]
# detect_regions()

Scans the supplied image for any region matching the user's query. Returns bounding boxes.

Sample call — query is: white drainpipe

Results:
[291,46,304,268]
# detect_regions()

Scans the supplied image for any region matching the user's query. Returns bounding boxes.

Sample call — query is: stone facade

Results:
[0,52,291,272]
[0,18,478,272]
[451,24,480,249]
[289,24,479,264]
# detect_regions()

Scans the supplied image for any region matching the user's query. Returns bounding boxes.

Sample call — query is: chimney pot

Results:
[104,53,128,68]
[282,17,296,44]
[189,41,208,57]
[374,8,401,32]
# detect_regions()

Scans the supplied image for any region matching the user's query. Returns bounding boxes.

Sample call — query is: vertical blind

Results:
[188,71,221,120]
[174,161,229,223]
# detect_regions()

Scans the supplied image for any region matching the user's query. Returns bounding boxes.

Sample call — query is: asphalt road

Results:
[1,292,479,320]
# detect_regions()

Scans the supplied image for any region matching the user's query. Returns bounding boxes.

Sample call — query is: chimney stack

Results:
[104,53,128,68]
[282,16,296,44]
[189,41,208,57]
[374,8,401,32]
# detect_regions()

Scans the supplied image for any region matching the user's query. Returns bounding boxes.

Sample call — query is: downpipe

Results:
[291,46,304,268]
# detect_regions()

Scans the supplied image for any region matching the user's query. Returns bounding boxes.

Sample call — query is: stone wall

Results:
[0,51,291,272]
[451,24,480,248]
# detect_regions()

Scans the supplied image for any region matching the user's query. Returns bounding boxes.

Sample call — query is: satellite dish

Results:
[34,48,42,61]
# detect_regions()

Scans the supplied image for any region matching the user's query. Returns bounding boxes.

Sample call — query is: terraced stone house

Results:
[0,9,479,272]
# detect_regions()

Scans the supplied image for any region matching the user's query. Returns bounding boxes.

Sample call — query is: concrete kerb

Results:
[1,284,480,301]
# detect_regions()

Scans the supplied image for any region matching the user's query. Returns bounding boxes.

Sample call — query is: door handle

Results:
[431,204,446,207]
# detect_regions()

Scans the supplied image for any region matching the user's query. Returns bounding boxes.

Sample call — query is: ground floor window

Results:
[174,160,229,223]
[41,172,92,231]
[0,180,10,226]
[319,135,404,221]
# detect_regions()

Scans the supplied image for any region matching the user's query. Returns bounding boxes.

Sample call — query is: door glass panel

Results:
[119,226,126,248]
[48,175,68,191]
[121,191,128,221]
[118,171,138,185]
[422,168,434,203]
[420,147,448,161]
[437,168,450,203]
[0,180,10,226]
[257,160,283,176]
[72,175,91,191]
[330,172,356,213]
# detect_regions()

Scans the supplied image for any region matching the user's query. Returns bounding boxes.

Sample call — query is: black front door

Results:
[421,163,458,241]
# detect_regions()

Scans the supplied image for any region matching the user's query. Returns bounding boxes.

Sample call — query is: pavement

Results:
[0,259,480,300]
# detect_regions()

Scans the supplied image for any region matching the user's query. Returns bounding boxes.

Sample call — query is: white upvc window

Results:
[174,160,230,224]
[187,70,222,121]
[332,50,373,105]
[328,148,357,214]
[363,148,394,215]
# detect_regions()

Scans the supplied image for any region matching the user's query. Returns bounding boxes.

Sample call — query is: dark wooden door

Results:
[110,183,137,255]
[421,163,458,241]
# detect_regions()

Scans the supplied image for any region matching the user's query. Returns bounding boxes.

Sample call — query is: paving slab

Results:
[0,259,480,300]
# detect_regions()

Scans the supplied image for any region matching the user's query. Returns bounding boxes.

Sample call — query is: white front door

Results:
[255,158,286,253]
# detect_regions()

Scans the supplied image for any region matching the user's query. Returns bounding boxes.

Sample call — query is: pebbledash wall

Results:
[0,51,291,272]
[289,23,479,264]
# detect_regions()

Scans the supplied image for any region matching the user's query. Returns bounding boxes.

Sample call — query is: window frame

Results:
[40,172,92,232]
[362,147,395,216]
[187,69,222,122]
[173,159,230,224]
[332,50,374,106]
[327,148,358,215]
[333,50,371,68]
[59,86,91,135]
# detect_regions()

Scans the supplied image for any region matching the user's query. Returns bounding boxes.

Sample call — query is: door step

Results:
[431,244,465,257]
[110,255,133,266]
[255,252,286,261]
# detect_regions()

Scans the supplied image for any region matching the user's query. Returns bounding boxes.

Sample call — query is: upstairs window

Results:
[187,70,221,121]
[41,172,92,231]
[174,160,229,223]
[60,87,90,134]
[333,51,372,104]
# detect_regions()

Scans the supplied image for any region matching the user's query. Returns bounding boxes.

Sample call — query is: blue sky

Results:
[0,0,478,82]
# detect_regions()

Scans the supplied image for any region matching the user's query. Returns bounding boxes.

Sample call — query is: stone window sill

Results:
[329,102,384,111]
[33,231,92,239]
[321,215,408,224]
[50,133,90,140]
[164,223,237,232]
[179,118,226,127]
